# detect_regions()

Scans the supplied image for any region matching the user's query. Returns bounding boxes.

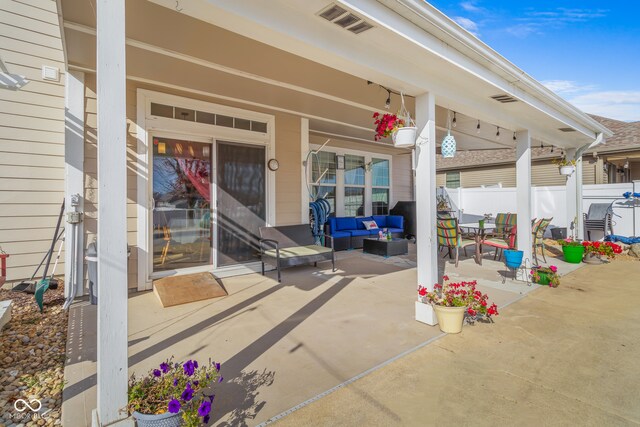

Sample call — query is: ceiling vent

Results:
[490,94,518,103]
[318,4,373,34]
[558,127,576,132]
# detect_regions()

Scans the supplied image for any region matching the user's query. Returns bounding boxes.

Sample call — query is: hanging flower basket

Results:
[392,126,417,147]
[559,165,575,176]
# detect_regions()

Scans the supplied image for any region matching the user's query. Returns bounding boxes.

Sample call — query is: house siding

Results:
[0,0,66,282]
[437,158,600,189]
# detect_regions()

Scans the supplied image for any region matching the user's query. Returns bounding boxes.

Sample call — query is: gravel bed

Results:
[0,285,67,427]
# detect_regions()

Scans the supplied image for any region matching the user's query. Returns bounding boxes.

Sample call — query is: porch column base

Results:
[415,301,438,325]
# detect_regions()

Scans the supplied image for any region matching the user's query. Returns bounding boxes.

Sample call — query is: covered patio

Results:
[57,0,611,424]
[63,244,584,426]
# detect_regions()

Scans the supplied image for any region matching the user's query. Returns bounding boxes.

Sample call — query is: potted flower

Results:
[552,157,577,175]
[557,238,585,264]
[128,358,222,427]
[372,94,417,147]
[373,112,405,141]
[417,276,499,334]
[531,265,560,287]
[582,241,622,264]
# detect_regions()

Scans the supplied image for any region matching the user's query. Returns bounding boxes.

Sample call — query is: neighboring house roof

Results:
[437,115,640,171]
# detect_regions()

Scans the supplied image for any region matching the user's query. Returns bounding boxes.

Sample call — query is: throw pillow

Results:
[362,220,379,230]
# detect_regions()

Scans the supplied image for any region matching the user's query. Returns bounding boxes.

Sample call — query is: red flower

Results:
[467,307,476,316]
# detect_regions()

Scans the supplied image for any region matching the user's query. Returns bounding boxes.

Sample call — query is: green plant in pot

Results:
[557,239,585,264]
[418,276,499,334]
[531,265,560,287]
[128,358,222,426]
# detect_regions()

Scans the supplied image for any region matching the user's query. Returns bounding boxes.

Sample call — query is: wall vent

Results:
[558,127,576,132]
[490,94,518,103]
[318,4,373,34]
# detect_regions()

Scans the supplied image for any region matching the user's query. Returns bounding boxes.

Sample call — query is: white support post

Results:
[301,118,310,223]
[64,71,85,298]
[95,0,129,425]
[575,156,584,240]
[515,130,533,263]
[565,148,578,239]
[415,92,438,325]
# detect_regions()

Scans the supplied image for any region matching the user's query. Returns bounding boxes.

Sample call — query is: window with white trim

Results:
[371,158,390,215]
[311,151,337,214]
[446,171,461,189]
[344,154,365,216]
[308,147,392,217]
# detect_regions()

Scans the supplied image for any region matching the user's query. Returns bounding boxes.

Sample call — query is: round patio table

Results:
[458,222,496,265]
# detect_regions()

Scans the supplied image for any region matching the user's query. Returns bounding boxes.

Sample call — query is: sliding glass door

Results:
[216,141,266,266]
[152,137,212,272]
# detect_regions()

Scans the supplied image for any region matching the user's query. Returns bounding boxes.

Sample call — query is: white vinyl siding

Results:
[0,0,66,282]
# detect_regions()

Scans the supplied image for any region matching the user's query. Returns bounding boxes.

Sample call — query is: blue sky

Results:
[429,1,640,121]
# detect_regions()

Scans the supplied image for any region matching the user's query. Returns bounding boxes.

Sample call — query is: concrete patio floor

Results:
[62,243,583,426]
[274,259,640,427]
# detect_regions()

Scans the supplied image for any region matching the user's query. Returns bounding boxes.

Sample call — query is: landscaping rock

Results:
[0,286,67,427]
[630,243,640,258]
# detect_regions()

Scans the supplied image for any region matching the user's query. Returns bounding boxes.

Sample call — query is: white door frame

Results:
[137,89,276,291]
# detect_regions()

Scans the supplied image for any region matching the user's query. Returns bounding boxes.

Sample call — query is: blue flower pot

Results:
[504,249,524,269]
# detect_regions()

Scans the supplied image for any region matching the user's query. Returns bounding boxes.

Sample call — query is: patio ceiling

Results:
[60,0,609,152]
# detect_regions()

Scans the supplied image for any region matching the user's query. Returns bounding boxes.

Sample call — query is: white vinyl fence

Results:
[442,181,640,240]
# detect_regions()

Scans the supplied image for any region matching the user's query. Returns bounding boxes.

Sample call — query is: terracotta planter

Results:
[433,305,466,334]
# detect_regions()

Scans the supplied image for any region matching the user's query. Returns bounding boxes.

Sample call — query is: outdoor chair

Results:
[437,218,476,267]
[259,224,336,283]
[583,203,614,240]
[532,217,553,265]
[480,213,517,261]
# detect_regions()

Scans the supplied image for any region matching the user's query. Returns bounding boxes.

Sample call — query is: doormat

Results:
[153,272,227,308]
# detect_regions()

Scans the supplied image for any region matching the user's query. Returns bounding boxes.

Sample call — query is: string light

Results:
[512,132,516,141]
[452,112,457,127]
[476,120,481,134]
[385,90,391,109]
[496,126,500,140]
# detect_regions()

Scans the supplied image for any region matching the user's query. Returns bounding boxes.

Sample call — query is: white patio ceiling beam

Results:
[515,130,533,263]
[95,0,129,425]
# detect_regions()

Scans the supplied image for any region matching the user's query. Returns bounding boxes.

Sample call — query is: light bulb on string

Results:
[452,112,457,128]
[496,126,500,140]
[476,120,481,134]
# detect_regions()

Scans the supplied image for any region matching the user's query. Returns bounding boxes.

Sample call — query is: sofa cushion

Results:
[387,215,404,229]
[356,216,374,230]
[335,217,357,231]
[372,215,387,228]
[387,228,404,234]
[327,217,338,234]
[264,245,332,259]
[349,230,370,237]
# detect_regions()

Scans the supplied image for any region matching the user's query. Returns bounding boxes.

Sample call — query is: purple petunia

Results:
[208,394,215,403]
[198,400,212,417]
[193,360,199,369]
[160,362,170,374]
[215,362,221,372]
[181,383,194,401]
[218,376,224,383]
[173,377,178,386]
[183,360,196,376]
[193,380,199,386]
[153,369,161,377]
[168,399,181,414]
[203,415,210,424]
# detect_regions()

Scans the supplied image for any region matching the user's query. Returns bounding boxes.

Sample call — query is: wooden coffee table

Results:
[363,238,408,257]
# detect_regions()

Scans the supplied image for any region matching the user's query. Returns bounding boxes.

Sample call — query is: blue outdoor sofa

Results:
[325,215,405,251]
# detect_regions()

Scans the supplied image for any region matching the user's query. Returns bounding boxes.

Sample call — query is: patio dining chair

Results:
[480,224,517,261]
[532,217,553,265]
[583,203,614,240]
[437,218,476,267]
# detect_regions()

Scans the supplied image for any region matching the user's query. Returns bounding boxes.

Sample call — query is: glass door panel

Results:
[216,141,266,266]
[152,137,212,272]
